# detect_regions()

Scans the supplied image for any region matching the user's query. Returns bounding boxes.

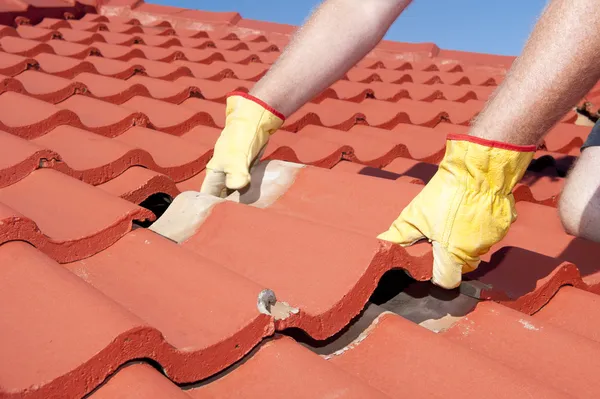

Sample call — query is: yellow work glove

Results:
[378,134,535,289]
[201,91,285,197]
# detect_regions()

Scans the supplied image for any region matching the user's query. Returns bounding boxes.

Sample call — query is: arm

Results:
[201,0,412,196]
[470,0,600,146]
[379,0,600,290]
[250,0,414,117]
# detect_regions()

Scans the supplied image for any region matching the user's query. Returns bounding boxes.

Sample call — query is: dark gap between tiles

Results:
[369,268,413,304]
[378,281,478,325]
[577,105,599,123]
[528,154,576,177]
[283,303,386,356]
[280,270,412,355]
[285,272,478,356]
[134,192,172,228]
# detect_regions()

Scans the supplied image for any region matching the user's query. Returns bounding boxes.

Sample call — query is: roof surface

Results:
[0,1,599,398]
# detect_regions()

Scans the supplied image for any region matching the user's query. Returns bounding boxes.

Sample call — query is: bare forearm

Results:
[250,0,412,117]
[470,0,600,146]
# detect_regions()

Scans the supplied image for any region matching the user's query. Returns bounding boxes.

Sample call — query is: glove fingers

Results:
[377,216,426,246]
[225,171,251,190]
[200,169,227,197]
[431,241,464,289]
[226,144,268,190]
[201,145,267,195]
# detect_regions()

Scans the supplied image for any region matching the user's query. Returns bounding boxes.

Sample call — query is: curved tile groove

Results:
[152,190,433,340]
[0,169,153,263]
[0,237,273,399]
[97,166,181,203]
[0,130,59,188]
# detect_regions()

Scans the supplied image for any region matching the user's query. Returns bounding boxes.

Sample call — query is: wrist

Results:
[447,134,536,152]
[441,134,536,194]
[227,91,286,122]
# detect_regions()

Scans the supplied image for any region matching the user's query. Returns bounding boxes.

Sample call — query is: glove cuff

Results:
[447,133,536,152]
[227,91,286,121]
[441,133,536,195]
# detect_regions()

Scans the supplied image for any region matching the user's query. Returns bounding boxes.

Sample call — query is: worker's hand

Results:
[201,92,285,197]
[378,134,536,289]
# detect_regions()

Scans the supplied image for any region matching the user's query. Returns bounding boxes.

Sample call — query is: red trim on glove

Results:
[227,91,286,121]
[447,134,536,152]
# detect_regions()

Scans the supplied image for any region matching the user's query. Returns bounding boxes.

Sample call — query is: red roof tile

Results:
[0,51,37,75]
[88,363,190,399]
[0,168,152,262]
[0,130,58,187]
[13,69,86,102]
[97,165,180,203]
[443,301,600,397]
[190,336,390,399]
[328,312,567,398]
[176,197,431,338]
[0,1,598,398]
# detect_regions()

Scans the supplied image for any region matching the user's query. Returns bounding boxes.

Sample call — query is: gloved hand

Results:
[378,134,536,289]
[200,91,285,197]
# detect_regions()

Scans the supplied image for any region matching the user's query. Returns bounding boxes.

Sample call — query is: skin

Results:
[468,0,600,147]
[462,0,600,241]
[559,146,600,241]
[249,0,414,117]
[250,0,600,145]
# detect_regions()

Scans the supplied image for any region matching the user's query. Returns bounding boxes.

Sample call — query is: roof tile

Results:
[34,52,96,77]
[534,286,600,342]
[88,364,190,399]
[58,27,104,44]
[444,301,600,397]
[0,91,82,138]
[173,59,269,81]
[32,124,148,184]
[13,69,86,102]
[176,198,431,338]
[189,336,389,399]
[121,95,211,134]
[16,25,60,41]
[329,312,567,398]
[126,56,191,79]
[0,52,37,76]
[57,94,148,135]
[0,168,152,262]
[116,126,212,179]
[83,54,144,78]
[0,130,58,188]
[0,241,149,398]
[96,166,180,203]
[264,130,350,167]
[45,38,100,58]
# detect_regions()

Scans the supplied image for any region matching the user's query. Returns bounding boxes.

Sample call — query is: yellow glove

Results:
[201,91,285,197]
[378,134,535,289]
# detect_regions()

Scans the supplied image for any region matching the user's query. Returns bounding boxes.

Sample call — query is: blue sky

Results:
[150,0,548,56]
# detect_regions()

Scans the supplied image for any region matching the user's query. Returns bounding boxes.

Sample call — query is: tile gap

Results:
[134,192,173,228]
[285,273,479,356]
[577,105,599,123]
[282,270,414,356]
[377,280,478,328]
[281,302,385,356]
[369,268,414,305]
